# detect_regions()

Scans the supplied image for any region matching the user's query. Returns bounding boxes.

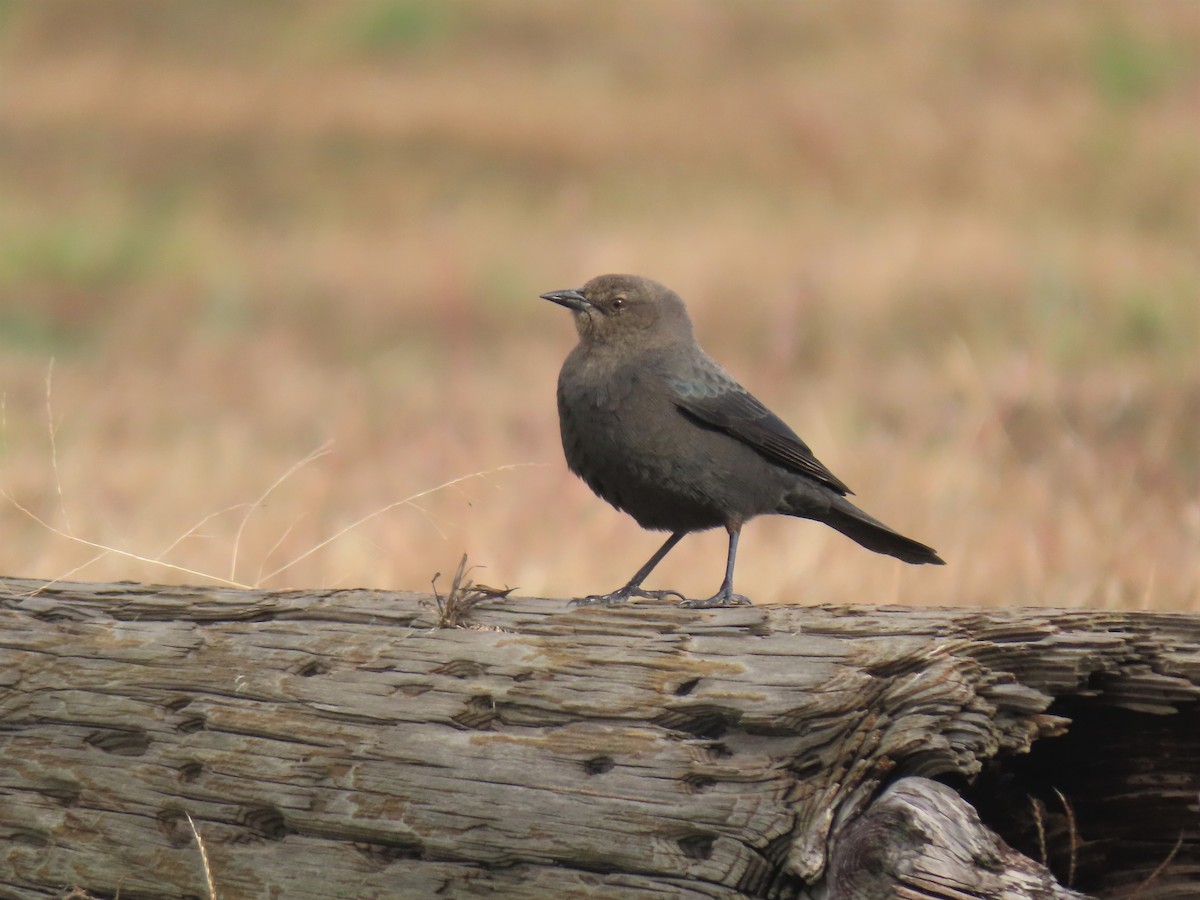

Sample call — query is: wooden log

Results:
[0,576,1197,898]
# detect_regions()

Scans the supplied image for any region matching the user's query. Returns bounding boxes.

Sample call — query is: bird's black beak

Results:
[540,288,590,312]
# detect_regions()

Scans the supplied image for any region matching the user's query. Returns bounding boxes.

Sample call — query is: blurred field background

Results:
[0,1,1197,609]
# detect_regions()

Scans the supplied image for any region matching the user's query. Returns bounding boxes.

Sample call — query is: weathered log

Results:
[0,576,1197,899]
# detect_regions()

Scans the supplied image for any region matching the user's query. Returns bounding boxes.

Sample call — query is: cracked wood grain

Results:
[0,577,1197,898]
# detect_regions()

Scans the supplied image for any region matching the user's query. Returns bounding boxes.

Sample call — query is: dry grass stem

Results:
[186,812,218,900]
[45,358,72,534]
[230,440,333,583]
[5,448,536,592]
[253,463,539,586]
[2,491,251,589]
[254,514,308,587]
[1030,795,1048,867]
[155,504,257,564]
[1052,787,1078,887]
[1129,829,1186,899]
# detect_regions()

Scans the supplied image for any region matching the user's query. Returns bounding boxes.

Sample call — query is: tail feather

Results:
[823,497,945,565]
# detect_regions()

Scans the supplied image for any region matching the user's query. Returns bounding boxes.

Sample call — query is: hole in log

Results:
[85,728,150,756]
[11,828,49,847]
[674,678,701,696]
[296,658,330,677]
[582,756,614,775]
[354,840,424,865]
[40,779,81,806]
[178,760,203,783]
[452,694,498,730]
[682,772,716,793]
[705,741,733,759]
[963,697,1200,897]
[156,808,192,848]
[32,610,79,623]
[433,659,485,678]
[164,696,193,712]
[240,804,290,840]
[787,756,824,779]
[653,704,741,738]
[677,831,716,860]
[177,713,206,734]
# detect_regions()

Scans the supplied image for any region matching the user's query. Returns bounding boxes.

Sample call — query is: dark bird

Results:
[543,274,945,608]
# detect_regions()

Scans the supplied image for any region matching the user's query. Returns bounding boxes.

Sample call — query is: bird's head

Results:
[542,274,694,347]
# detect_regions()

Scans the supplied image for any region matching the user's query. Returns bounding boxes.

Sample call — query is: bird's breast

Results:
[556,356,735,531]
[557,363,667,467]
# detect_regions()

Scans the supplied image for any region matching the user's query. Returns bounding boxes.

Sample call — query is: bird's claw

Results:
[678,592,752,609]
[570,586,687,607]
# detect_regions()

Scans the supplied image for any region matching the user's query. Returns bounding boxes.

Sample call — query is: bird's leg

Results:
[573,531,688,606]
[680,526,752,608]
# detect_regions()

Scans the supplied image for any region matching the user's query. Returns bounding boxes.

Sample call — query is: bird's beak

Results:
[540,289,590,312]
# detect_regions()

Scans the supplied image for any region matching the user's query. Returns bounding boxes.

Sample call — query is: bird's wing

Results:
[668,363,853,496]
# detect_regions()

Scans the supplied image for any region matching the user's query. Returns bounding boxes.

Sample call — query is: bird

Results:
[542,273,944,608]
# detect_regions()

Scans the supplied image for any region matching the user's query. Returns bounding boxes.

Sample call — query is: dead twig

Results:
[430,553,514,628]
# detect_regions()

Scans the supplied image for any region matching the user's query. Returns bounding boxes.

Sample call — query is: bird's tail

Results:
[822,496,945,565]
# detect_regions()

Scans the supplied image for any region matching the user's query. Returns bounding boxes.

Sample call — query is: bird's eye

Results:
[611,297,626,310]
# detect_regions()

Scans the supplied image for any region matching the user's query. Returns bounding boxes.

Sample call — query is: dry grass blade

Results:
[230,440,333,583]
[1128,828,1186,899]
[45,358,72,534]
[2,491,251,590]
[186,812,218,900]
[3,448,536,592]
[1052,787,1078,887]
[254,463,538,586]
[1029,795,1047,866]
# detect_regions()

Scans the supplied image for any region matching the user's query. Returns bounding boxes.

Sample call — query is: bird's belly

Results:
[559,397,790,531]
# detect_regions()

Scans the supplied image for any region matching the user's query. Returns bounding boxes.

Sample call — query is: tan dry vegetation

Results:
[0,1,1197,609]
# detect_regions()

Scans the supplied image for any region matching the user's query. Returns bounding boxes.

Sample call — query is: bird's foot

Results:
[679,591,752,609]
[570,586,687,607]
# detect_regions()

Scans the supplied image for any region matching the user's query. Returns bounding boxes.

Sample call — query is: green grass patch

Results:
[343,0,458,56]
[1091,24,1190,107]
